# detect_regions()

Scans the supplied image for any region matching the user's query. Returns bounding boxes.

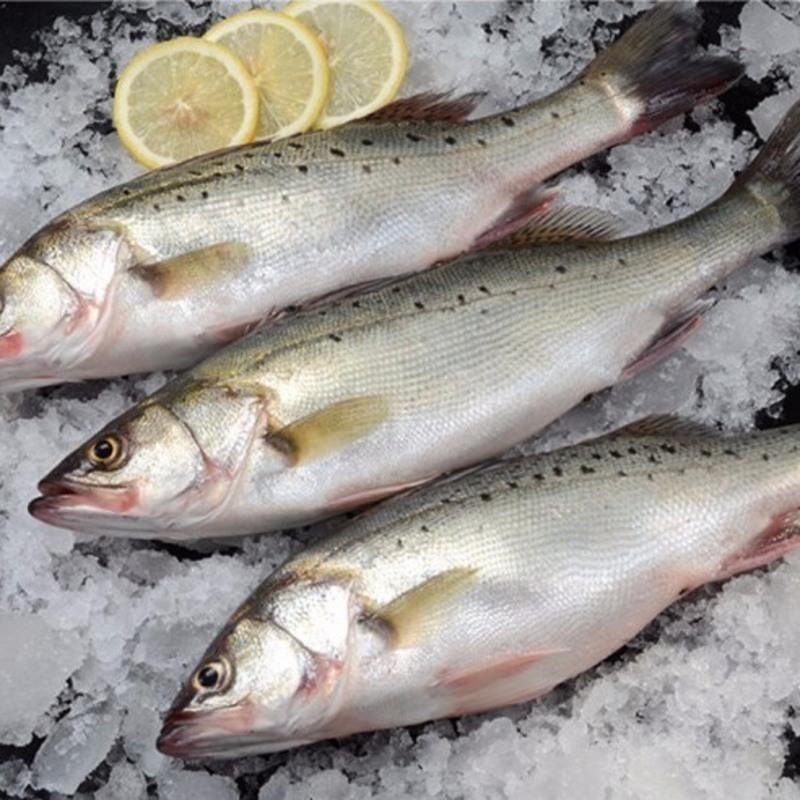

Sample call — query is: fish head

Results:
[0,218,127,389]
[158,579,356,758]
[29,384,268,536]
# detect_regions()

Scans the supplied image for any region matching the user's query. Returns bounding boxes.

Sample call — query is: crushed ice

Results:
[1,1,800,797]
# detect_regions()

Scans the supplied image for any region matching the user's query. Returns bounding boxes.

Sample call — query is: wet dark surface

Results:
[1,1,799,798]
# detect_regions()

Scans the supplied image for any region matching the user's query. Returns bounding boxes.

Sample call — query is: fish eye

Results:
[86,433,126,469]
[192,658,231,693]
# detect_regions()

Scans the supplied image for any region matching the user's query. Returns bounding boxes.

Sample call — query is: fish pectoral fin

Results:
[472,187,559,251]
[620,297,716,382]
[434,649,565,693]
[370,567,478,649]
[269,396,389,466]
[364,90,485,123]
[131,241,253,300]
[485,204,625,250]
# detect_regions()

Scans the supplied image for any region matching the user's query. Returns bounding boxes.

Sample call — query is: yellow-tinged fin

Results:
[270,396,389,465]
[132,241,252,300]
[373,567,478,649]
[486,204,624,250]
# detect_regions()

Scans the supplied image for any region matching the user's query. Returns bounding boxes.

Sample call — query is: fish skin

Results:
[156,424,800,758]
[29,99,800,540]
[0,3,741,390]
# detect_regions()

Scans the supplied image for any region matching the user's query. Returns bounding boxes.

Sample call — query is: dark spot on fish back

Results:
[363,164,372,174]
[555,265,566,274]
[506,480,518,489]
[289,142,304,150]
[330,147,345,157]
[551,111,560,119]
[176,194,186,202]
[393,157,401,165]
[362,139,374,146]
[502,116,515,127]
[329,333,342,342]
[477,138,487,147]
[553,466,563,477]
[480,493,492,502]
[580,465,595,474]
[201,190,209,200]
[414,301,424,310]
[478,286,490,294]
[406,132,422,142]
[298,165,308,173]
[273,152,283,158]
[457,294,466,305]
[444,136,457,145]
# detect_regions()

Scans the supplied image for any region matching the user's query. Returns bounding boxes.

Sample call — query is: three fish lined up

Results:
[5,4,800,759]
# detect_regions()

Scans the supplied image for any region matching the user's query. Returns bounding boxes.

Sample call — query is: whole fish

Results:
[155,420,800,758]
[0,4,739,391]
[29,99,800,540]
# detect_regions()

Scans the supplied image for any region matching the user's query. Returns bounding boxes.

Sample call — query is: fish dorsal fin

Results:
[363,91,486,124]
[618,415,720,439]
[132,242,252,300]
[371,567,478,648]
[269,396,389,466]
[486,204,625,250]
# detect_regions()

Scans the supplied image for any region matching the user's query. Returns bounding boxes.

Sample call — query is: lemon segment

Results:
[205,10,330,141]
[285,0,408,129]
[113,37,259,169]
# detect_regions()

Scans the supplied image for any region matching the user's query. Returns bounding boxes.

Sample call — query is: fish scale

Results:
[157,424,800,758]
[31,97,800,539]
[1,4,742,389]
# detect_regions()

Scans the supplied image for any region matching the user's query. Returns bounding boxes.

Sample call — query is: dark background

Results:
[2,1,800,798]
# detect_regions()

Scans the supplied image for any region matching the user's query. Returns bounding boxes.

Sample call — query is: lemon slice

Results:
[113,37,259,169]
[205,10,329,141]
[285,0,408,129]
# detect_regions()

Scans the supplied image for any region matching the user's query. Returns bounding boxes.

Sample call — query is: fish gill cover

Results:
[1,1,800,798]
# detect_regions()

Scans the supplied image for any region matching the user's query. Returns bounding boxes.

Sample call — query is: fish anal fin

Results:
[269,396,389,466]
[364,91,486,124]
[716,509,800,581]
[486,204,624,250]
[472,188,559,251]
[620,298,716,382]
[132,241,252,300]
[370,567,478,649]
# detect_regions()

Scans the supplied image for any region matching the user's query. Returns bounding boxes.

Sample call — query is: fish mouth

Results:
[28,478,140,531]
[157,705,289,760]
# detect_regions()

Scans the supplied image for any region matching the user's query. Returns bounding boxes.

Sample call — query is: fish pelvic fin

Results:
[269,396,389,466]
[370,567,478,649]
[131,241,253,300]
[732,99,800,244]
[581,3,742,136]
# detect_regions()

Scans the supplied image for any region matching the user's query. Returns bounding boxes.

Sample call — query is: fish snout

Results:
[157,710,203,759]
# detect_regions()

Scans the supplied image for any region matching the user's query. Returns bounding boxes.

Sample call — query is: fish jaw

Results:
[157,705,316,759]
[29,478,140,533]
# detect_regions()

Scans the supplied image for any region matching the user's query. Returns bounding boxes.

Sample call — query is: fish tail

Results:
[582,2,742,136]
[731,99,800,244]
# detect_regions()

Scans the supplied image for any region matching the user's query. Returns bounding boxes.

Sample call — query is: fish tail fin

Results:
[583,3,742,136]
[731,99,800,244]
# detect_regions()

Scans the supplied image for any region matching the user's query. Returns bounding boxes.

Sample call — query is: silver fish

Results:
[29,99,800,540]
[0,4,739,391]
[155,419,800,758]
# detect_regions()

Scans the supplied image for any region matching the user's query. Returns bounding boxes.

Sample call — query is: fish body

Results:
[0,5,740,390]
[30,100,800,539]
[157,423,800,758]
